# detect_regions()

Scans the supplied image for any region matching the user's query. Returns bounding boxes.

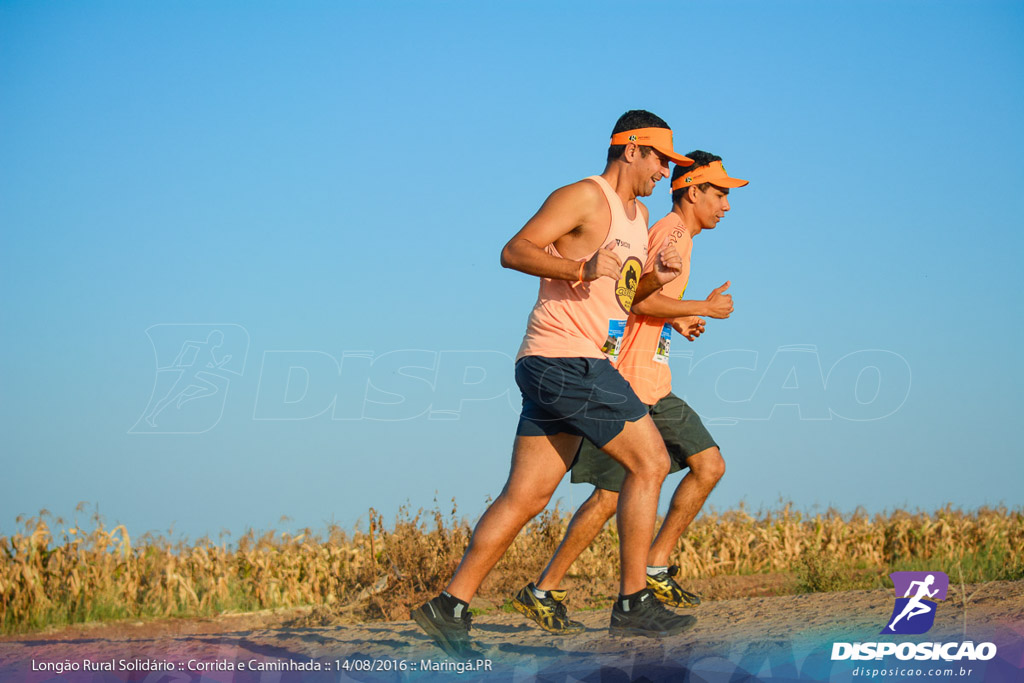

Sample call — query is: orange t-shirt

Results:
[613,212,693,405]
[515,175,650,361]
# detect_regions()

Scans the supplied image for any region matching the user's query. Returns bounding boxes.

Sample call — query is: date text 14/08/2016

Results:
[339,658,494,673]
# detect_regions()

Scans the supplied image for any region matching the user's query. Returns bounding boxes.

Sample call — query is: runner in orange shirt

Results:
[511,151,748,632]
[412,111,700,657]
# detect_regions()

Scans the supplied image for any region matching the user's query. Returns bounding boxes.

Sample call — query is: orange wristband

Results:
[577,261,585,283]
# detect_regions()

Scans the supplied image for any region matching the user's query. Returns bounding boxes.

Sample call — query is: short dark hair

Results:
[607,110,670,163]
[671,150,723,204]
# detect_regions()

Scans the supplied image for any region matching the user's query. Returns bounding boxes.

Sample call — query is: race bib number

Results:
[602,319,626,361]
[653,323,671,364]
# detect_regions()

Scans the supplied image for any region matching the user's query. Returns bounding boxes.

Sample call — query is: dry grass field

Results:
[2,501,1022,635]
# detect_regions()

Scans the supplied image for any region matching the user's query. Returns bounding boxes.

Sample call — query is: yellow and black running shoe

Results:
[646,566,701,608]
[511,583,585,634]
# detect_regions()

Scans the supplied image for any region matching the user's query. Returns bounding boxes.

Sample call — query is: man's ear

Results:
[622,141,639,162]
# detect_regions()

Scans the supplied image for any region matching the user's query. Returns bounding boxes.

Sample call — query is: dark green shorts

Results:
[570,392,718,492]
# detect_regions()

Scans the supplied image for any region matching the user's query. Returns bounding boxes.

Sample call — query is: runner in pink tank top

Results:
[412,110,701,654]
[514,151,750,629]
[515,174,649,362]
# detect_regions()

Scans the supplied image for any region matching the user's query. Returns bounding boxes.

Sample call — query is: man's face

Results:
[694,185,731,229]
[636,148,670,197]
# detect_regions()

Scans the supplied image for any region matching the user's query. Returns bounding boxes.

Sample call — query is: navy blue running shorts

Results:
[514,356,648,448]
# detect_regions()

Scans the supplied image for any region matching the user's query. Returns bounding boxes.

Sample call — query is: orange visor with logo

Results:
[670,160,749,190]
[609,128,694,166]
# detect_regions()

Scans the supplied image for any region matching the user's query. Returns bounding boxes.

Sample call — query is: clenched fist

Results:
[582,241,623,281]
[653,236,683,285]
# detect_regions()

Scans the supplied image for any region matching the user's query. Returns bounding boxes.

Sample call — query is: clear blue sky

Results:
[2,1,1022,541]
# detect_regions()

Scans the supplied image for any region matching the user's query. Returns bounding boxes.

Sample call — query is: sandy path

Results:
[2,580,1022,681]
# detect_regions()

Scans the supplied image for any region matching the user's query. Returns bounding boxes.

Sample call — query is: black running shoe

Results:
[609,589,698,637]
[647,566,702,608]
[411,596,477,659]
[511,583,586,634]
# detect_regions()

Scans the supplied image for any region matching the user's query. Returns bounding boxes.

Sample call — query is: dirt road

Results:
[2,580,1021,681]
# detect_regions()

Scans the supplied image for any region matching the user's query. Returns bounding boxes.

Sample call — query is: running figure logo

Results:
[130,324,249,434]
[881,571,948,635]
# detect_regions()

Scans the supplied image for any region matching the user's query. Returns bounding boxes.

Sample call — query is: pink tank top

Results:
[515,175,649,361]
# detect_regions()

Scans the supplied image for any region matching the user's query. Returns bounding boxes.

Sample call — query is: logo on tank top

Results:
[616,256,643,313]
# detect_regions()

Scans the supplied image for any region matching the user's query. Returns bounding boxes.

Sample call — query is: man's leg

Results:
[536,487,619,591]
[598,414,671,596]
[603,416,697,638]
[413,431,580,656]
[444,432,580,602]
[648,446,725,566]
[512,487,617,635]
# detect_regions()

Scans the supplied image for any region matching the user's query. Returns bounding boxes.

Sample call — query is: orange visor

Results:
[609,127,694,166]
[670,160,748,190]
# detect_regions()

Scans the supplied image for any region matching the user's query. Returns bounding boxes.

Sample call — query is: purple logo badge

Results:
[881,571,948,635]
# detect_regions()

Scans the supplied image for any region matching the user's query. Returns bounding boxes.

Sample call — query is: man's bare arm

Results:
[633,237,683,305]
[632,281,733,319]
[500,182,621,281]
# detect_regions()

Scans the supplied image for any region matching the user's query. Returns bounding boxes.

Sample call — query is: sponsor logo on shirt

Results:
[616,257,643,313]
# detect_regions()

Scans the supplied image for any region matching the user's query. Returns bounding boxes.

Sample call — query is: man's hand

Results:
[705,281,733,318]
[672,316,706,341]
[653,236,683,286]
[583,241,623,281]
